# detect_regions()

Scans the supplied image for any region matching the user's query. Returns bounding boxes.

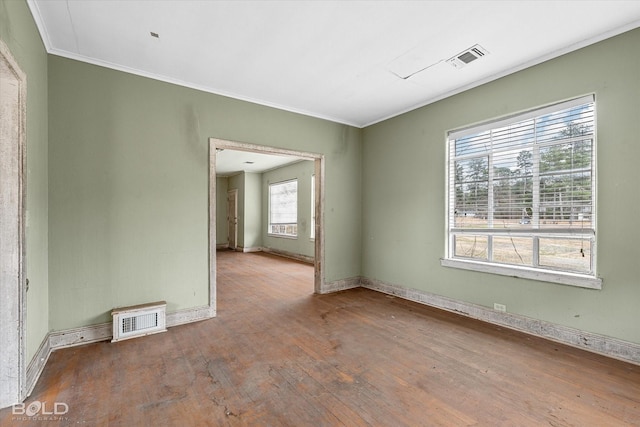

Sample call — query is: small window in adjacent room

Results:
[269,179,298,237]
[442,95,601,289]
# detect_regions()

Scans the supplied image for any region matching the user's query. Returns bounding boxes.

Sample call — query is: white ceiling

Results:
[28,1,640,129]
[215,149,307,176]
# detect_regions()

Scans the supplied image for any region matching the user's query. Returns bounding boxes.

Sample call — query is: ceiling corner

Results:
[26,0,53,53]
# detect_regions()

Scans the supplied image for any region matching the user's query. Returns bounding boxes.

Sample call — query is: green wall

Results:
[48,55,362,331]
[215,176,228,246]
[262,160,315,258]
[0,0,49,361]
[244,172,262,250]
[362,28,640,344]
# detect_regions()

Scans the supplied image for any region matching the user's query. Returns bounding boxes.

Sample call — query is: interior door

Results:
[227,189,238,250]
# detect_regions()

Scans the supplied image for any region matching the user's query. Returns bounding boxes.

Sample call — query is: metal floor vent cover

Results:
[111,301,167,342]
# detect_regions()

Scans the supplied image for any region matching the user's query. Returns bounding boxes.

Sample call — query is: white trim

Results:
[314,154,326,294]
[310,174,316,240]
[166,305,215,327]
[266,233,298,239]
[238,246,262,253]
[24,334,50,398]
[0,39,28,409]
[25,1,53,52]
[321,277,361,294]
[441,257,602,289]
[227,188,238,251]
[209,141,218,317]
[49,323,112,349]
[261,247,314,265]
[211,139,322,164]
[360,277,640,365]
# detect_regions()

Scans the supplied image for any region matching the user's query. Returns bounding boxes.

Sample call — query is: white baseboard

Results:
[238,246,262,253]
[321,276,361,294]
[360,277,640,366]
[49,322,113,349]
[25,333,51,399]
[24,305,215,398]
[261,247,314,264]
[166,305,215,327]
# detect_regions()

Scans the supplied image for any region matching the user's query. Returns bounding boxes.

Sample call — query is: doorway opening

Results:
[0,40,27,408]
[226,188,238,250]
[208,138,325,315]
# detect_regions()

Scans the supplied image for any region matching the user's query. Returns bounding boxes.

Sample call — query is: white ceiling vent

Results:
[447,45,490,69]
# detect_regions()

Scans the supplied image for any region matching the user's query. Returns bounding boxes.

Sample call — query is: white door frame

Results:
[209,138,325,302]
[0,40,27,408]
[227,188,238,250]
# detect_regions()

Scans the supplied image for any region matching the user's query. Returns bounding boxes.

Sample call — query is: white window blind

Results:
[269,180,298,237]
[445,95,598,287]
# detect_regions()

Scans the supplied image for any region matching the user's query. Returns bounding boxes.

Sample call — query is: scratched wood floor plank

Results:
[2,250,639,426]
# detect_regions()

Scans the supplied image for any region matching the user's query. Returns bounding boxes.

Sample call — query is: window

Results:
[269,179,298,237]
[443,95,600,289]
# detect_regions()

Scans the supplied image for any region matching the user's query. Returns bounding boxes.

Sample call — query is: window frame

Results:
[268,179,298,238]
[442,95,602,290]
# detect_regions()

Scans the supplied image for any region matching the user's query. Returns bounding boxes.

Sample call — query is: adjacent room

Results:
[1,0,640,425]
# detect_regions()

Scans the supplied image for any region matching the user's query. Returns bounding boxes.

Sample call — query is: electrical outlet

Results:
[493,303,507,312]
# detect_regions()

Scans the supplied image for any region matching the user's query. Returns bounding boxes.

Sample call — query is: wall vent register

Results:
[111,301,167,342]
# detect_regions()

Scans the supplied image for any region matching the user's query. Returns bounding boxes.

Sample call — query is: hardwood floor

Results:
[2,251,639,426]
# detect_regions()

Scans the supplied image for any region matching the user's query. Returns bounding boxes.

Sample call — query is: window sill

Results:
[440,258,602,290]
[267,234,298,240]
